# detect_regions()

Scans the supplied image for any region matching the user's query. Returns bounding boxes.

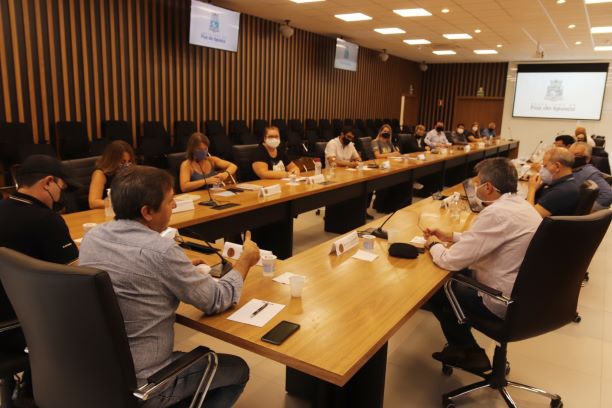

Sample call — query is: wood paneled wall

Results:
[0,0,422,145]
[418,62,507,129]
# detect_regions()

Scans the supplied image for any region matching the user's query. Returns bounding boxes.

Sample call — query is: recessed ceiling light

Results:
[441,8,450,13]
[585,0,612,4]
[497,44,503,48]
[393,8,432,17]
[334,13,372,22]
[575,41,582,45]
[594,45,612,51]
[432,50,456,55]
[443,33,473,40]
[403,39,431,45]
[474,49,498,54]
[568,24,576,29]
[290,0,325,3]
[474,29,482,34]
[374,27,406,35]
[556,0,566,3]
[591,26,612,33]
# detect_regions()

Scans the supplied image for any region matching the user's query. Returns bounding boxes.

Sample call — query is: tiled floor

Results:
[175,207,612,408]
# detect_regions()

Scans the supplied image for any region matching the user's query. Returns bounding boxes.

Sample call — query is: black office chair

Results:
[314,142,327,166]
[101,120,133,146]
[287,131,307,161]
[439,210,612,408]
[0,318,29,408]
[304,119,317,133]
[0,123,35,168]
[209,133,233,161]
[574,180,599,215]
[288,119,304,138]
[0,247,218,408]
[593,135,605,147]
[239,132,259,146]
[229,120,250,145]
[165,152,186,193]
[204,120,225,137]
[140,122,171,167]
[590,154,611,175]
[358,137,374,161]
[56,121,91,160]
[232,144,259,182]
[331,119,343,136]
[252,119,268,140]
[61,155,101,212]
[271,119,288,142]
[173,121,196,152]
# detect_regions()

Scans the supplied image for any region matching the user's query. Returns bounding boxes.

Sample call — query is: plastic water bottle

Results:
[104,188,115,218]
[314,158,322,176]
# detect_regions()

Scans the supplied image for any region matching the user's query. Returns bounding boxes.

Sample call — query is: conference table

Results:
[64,140,519,260]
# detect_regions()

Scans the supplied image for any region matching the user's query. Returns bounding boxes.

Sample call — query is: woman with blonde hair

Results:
[89,140,135,209]
[372,123,400,159]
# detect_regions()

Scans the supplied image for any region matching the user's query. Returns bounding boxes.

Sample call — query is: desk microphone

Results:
[526,140,543,163]
[363,210,397,240]
[200,175,219,206]
[201,239,234,278]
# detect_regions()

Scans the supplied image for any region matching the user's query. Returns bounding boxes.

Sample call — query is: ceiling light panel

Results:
[585,0,612,4]
[474,49,498,54]
[433,50,456,55]
[594,45,612,51]
[591,26,612,33]
[290,0,325,3]
[374,28,406,34]
[334,13,372,22]
[393,8,432,17]
[403,39,431,45]
[443,33,473,40]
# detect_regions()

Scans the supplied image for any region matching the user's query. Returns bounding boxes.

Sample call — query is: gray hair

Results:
[546,147,574,168]
[571,141,592,159]
[474,157,518,194]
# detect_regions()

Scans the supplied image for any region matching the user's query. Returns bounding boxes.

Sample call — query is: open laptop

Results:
[462,179,484,213]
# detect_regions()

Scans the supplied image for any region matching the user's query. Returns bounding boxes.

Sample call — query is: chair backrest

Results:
[204,120,225,137]
[358,136,374,161]
[56,121,90,160]
[0,122,34,166]
[240,132,259,145]
[252,119,268,140]
[305,119,317,131]
[271,119,288,141]
[397,133,416,154]
[209,133,233,161]
[503,210,612,342]
[331,119,343,135]
[0,248,138,408]
[166,151,186,192]
[232,144,259,182]
[288,119,304,136]
[101,120,132,146]
[315,142,327,167]
[141,122,171,161]
[173,121,196,151]
[593,135,605,147]
[62,156,100,212]
[229,120,249,145]
[574,180,599,215]
[591,154,611,175]
[318,119,331,130]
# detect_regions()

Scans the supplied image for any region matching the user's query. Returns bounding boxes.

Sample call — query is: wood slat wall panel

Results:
[418,62,508,129]
[0,0,421,145]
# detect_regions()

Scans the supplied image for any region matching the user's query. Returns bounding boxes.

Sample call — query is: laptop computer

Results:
[462,179,484,213]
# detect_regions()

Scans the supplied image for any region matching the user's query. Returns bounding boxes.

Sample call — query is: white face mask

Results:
[539,167,553,185]
[457,128,464,134]
[472,126,478,132]
[265,138,280,149]
[475,182,499,206]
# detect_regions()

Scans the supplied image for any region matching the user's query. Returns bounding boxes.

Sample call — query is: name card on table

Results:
[172,198,195,213]
[223,242,272,266]
[329,231,359,256]
[307,174,326,184]
[477,142,485,149]
[417,154,426,161]
[258,184,282,197]
[381,160,391,169]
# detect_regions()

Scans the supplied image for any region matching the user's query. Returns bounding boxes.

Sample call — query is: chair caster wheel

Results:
[442,364,453,376]
[505,362,511,375]
[550,397,563,408]
[442,397,455,408]
[573,314,582,323]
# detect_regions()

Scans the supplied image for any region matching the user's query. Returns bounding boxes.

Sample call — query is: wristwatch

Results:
[426,241,441,251]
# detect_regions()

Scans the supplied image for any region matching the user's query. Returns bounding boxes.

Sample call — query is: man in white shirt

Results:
[424,121,450,148]
[423,157,542,373]
[325,126,362,168]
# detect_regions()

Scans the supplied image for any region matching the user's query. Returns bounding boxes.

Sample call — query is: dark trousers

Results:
[425,283,500,347]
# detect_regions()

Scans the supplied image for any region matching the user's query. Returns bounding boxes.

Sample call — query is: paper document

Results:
[213,190,236,197]
[281,177,307,182]
[227,298,285,327]
[223,242,272,266]
[273,272,306,285]
[236,183,263,191]
[174,194,200,201]
[410,236,427,245]
[352,250,378,262]
[345,168,357,172]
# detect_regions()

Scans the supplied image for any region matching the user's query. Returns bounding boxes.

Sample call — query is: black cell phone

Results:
[261,321,300,345]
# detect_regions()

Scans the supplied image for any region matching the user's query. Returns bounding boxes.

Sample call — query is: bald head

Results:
[569,142,592,159]
[544,147,575,169]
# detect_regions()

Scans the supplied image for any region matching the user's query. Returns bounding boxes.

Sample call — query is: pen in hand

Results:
[250,302,269,318]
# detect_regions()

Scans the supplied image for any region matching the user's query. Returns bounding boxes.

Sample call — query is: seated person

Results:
[325,126,362,167]
[372,124,401,159]
[554,134,576,148]
[424,121,451,148]
[405,124,427,152]
[466,122,483,143]
[569,142,612,211]
[179,132,238,192]
[252,126,300,179]
[480,122,497,139]
[575,126,596,147]
[450,123,468,145]
[89,140,135,209]
[80,165,260,407]
[424,157,541,373]
[527,147,580,217]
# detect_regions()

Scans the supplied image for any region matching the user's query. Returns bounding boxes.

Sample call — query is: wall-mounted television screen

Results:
[334,38,359,72]
[512,63,608,120]
[189,0,240,52]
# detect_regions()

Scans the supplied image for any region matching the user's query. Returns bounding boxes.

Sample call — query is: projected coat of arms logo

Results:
[545,80,563,102]
[209,13,220,33]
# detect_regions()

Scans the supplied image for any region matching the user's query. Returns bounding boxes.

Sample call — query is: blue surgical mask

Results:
[539,167,553,185]
[194,150,207,161]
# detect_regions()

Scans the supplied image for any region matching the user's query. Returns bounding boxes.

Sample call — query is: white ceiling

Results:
[215,0,612,63]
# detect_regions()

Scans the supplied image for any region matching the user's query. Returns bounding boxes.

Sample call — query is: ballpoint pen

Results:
[250,301,269,318]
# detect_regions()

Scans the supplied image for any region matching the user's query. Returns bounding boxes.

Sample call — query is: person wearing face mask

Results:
[450,123,469,145]
[252,126,300,179]
[569,142,612,211]
[527,147,580,217]
[405,124,427,152]
[179,132,237,192]
[574,126,596,147]
[466,122,483,143]
[372,124,401,159]
[480,122,497,139]
[424,121,451,148]
[324,126,362,168]
[423,158,541,373]
[89,140,135,209]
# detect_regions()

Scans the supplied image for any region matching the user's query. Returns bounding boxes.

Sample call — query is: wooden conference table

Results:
[64,140,519,261]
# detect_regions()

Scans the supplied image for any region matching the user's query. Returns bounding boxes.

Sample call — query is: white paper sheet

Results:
[351,250,378,262]
[227,298,285,327]
[345,168,357,172]
[174,194,200,201]
[409,236,427,245]
[273,272,306,285]
[223,242,272,266]
[236,183,263,191]
[213,190,236,197]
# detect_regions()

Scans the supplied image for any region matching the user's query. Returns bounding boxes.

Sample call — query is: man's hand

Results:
[528,174,542,191]
[425,236,443,250]
[423,228,453,242]
[233,231,260,280]
[207,176,222,185]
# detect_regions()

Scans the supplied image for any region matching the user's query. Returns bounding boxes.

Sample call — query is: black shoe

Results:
[365,212,374,220]
[432,344,491,373]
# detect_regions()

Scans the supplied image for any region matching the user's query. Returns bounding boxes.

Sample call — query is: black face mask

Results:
[381,132,391,139]
[436,126,444,132]
[342,136,351,146]
[488,128,495,132]
[573,156,587,168]
[47,181,67,212]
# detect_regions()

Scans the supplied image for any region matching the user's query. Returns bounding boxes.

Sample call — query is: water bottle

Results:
[314,158,322,176]
[104,188,115,218]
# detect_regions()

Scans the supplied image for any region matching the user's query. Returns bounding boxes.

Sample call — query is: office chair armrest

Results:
[0,318,20,333]
[444,274,513,324]
[133,346,217,404]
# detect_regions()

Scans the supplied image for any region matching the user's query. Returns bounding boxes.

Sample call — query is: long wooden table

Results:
[64,140,519,260]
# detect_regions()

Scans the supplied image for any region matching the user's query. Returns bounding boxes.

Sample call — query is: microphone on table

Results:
[526,140,543,163]
[363,210,398,240]
[201,239,233,278]
[200,175,219,206]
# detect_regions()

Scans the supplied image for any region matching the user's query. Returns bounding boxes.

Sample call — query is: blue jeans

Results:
[141,353,249,408]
